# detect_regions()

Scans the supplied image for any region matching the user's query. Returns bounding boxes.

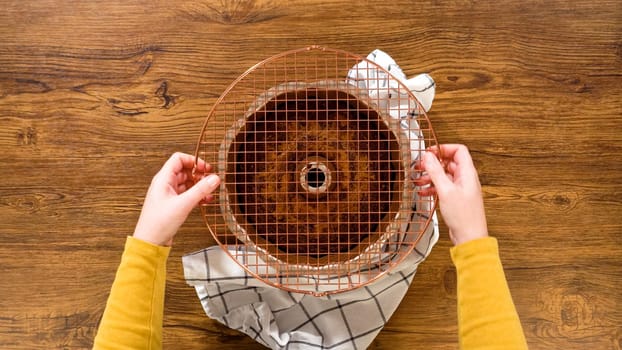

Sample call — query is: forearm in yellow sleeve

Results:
[93,236,171,350]
[451,237,528,350]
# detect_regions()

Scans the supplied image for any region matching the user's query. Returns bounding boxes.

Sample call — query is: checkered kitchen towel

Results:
[183,49,438,350]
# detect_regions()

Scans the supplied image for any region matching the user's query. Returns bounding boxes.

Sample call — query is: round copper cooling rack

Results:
[194,46,438,296]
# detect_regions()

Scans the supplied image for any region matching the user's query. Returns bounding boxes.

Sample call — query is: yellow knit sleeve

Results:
[451,237,528,350]
[93,236,171,350]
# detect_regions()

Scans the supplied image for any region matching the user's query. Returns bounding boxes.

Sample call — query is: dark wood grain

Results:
[1,0,621,349]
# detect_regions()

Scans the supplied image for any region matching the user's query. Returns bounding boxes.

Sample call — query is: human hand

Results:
[416,144,488,246]
[133,153,221,246]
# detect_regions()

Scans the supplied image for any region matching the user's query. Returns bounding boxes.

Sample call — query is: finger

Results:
[428,144,478,180]
[205,194,214,202]
[161,152,196,174]
[426,145,441,153]
[413,174,432,186]
[423,152,453,192]
[194,159,213,174]
[177,183,187,193]
[200,194,215,205]
[446,161,458,175]
[413,158,425,171]
[176,171,187,184]
[452,145,476,171]
[159,165,190,190]
[427,144,462,156]
[410,162,425,182]
[418,186,437,197]
[427,144,468,164]
[178,174,221,212]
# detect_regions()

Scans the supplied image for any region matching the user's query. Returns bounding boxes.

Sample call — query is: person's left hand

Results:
[133,152,221,246]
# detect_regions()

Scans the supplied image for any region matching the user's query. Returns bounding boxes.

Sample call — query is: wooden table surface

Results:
[1,1,621,349]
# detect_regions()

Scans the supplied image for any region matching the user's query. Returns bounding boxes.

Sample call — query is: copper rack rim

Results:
[192,45,439,296]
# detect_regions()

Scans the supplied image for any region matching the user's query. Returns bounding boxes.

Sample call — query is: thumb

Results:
[178,174,221,211]
[423,152,452,191]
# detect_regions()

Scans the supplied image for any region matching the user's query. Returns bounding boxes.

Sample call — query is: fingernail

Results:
[206,174,220,187]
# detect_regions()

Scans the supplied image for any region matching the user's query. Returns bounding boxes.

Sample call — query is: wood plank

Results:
[0,0,620,348]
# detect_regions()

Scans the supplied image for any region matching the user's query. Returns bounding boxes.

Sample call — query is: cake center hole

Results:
[299,159,332,195]
[307,168,325,188]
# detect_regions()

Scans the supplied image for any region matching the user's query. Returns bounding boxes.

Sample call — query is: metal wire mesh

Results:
[194,46,438,296]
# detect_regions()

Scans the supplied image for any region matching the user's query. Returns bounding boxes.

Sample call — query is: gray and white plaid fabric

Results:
[183,50,438,350]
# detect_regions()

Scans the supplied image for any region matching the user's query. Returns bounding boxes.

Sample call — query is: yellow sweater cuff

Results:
[126,236,172,259]
[450,236,499,265]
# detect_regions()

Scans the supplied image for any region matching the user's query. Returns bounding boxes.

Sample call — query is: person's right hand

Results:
[416,144,488,246]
